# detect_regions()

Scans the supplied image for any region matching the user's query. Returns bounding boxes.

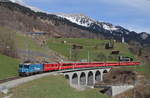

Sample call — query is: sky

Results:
[13,0,150,33]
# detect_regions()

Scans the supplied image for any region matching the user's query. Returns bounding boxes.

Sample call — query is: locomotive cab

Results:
[19,64,30,76]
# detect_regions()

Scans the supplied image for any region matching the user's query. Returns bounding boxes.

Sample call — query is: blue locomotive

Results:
[19,63,44,76]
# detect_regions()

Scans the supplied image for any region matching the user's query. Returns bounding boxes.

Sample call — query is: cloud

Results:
[98,0,150,13]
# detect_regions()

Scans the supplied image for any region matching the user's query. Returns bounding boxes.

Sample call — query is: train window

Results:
[77,63,87,65]
[24,65,29,68]
[63,64,73,66]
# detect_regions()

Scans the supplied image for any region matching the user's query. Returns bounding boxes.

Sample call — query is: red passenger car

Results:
[43,61,140,72]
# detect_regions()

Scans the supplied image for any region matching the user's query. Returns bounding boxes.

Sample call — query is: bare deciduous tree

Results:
[0,30,17,57]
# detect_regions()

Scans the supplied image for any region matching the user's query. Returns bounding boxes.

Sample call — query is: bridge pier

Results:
[78,73,80,86]
[93,71,97,84]
[64,68,111,88]
[85,73,88,85]
[100,70,103,81]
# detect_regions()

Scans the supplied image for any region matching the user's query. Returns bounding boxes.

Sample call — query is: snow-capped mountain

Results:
[8,0,121,33]
[55,13,126,35]
[6,0,147,37]
[55,13,150,43]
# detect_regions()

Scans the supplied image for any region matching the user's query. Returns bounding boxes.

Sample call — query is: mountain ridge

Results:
[0,1,150,45]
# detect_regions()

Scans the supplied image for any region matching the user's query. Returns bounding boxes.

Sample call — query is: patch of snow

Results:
[27,6,42,12]
[103,24,118,31]
[140,32,149,39]
[9,0,24,4]
[125,31,129,35]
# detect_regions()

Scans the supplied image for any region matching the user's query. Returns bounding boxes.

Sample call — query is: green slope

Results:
[47,38,150,75]
[15,33,47,53]
[47,38,134,61]
[0,54,20,79]
[0,26,49,55]
[11,75,109,98]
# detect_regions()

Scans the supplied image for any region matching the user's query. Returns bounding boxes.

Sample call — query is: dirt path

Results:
[0,72,57,90]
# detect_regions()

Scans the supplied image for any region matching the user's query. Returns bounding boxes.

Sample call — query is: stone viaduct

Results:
[63,68,111,87]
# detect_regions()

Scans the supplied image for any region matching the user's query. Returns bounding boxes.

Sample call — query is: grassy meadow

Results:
[0,54,20,79]
[9,75,109,98]
[47,38,134,61]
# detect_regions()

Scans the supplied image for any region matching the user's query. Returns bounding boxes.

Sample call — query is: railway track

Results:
[0,76,21,84]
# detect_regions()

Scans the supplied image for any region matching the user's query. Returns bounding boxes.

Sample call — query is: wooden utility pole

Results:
[88,51,90,62]
[69,47,72,60]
